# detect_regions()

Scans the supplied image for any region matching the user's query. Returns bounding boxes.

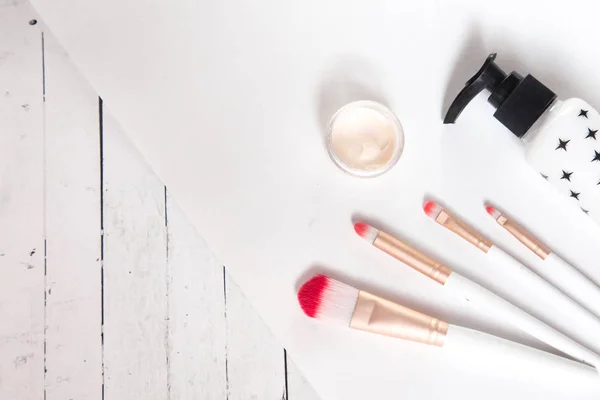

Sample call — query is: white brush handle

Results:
[489,246,600,358]
[444,324,597,374]
[444,272,600,367]
[541,253,600,319]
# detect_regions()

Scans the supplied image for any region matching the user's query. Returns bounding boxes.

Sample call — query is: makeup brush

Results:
[297,274,598,371]
[354,222,600,368]
[423,200,600,357]
[486,204,600,319]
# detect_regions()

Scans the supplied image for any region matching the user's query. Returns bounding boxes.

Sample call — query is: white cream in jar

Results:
[327,101,404,177]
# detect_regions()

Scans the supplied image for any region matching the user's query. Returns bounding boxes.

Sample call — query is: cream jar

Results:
[327,100,404,177]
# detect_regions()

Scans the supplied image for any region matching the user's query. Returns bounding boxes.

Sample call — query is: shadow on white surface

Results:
[316,55,390,143]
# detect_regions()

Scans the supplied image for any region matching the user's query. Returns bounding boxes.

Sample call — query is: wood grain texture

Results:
[43,28,102,400]
[166,191,227,400]
[0,2,45,399]
[225,273,287,400]
[102,107,169,399]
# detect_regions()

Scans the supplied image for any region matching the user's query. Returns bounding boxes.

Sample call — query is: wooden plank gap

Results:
[164,186,169,229]
[283,349,289,400]
[99,96,104,324]
[42,30,47,400]
[43,238,47,400]
[99,96,105,400]
[223,266,230,400]
[164,185,172,400]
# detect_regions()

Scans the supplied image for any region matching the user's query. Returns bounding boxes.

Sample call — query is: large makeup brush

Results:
[423,200,600,358]
[486,204,600,319]
[354,222,600,368]
[297,274,597,372]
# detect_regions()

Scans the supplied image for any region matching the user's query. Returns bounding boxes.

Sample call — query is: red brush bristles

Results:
[423,200,442,218]
[485,203,502,219]
[298,275,360,325]
[297,274,329,318]
[353,222,379,243]
[354,222,369,238]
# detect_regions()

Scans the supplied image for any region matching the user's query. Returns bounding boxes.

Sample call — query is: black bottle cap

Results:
[444,53,557,138]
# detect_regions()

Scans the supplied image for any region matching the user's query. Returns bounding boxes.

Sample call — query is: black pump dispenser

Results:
[444,53,557,138]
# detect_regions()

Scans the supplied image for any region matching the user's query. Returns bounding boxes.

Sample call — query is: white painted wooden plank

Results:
[0,2,45,399]
[286,356,321,400]
[166,191,227,400]
[225,273,286,400]
[102,107,168,399]
[42,27,102,400]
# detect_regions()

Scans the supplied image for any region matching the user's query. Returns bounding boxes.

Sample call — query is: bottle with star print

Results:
[445,53,600,223]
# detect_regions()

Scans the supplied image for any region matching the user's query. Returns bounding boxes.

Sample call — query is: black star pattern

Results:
[579,109,589,118]
[556,138,570,151]
[541,173,549,180]
[570,190,581,200]
[582,207,589,214]
[593,151,600,162]
[587,128,598,140]
[560,170,573,181]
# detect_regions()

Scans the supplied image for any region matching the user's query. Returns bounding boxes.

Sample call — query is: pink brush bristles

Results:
[297,274,328,318]
[423,200,442,219]
[485,204,502,219]
[354,222,379,244]
[297,275,359,326]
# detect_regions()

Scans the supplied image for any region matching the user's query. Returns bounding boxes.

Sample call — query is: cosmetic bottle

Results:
[445,53,600,224]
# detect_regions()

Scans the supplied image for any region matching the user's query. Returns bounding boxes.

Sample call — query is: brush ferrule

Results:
[373,231,451,284]
[435,210,491,253]
[496,214,550,260]
[350,290,448,346]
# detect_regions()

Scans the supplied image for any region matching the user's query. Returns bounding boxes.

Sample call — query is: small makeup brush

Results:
[297,274,598,371]
[354,222,600,367]
[423,200,600,358]
[486,204,600,319]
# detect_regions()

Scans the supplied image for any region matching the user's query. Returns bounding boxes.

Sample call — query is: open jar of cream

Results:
[327,100,404,177]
